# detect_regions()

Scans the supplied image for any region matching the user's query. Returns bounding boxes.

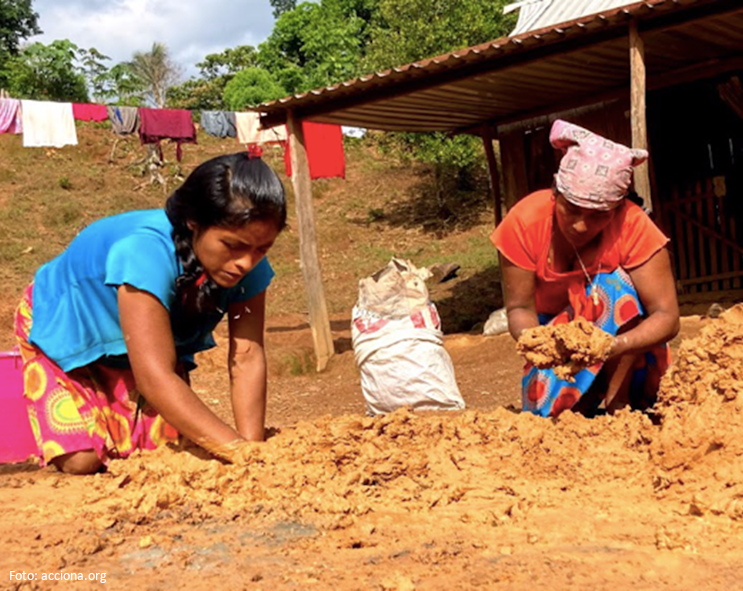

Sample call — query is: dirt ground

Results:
[3,127,743,590]
[4,308,743,591]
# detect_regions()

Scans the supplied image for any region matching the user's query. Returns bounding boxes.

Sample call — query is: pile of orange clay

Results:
[75,305,743,529]
[81,406,654,529]
[650,303,743,518]
[516,316,614,380]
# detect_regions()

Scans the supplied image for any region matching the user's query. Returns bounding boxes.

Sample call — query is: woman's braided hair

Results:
[164,153,286,337]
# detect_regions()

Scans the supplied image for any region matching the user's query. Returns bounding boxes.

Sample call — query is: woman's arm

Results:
[227,290,268,442]
[612,248,680,357]
[118,285,241,452]
[500,255,540,340]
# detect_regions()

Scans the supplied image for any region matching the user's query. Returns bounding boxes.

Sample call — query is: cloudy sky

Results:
[30,0,277,78]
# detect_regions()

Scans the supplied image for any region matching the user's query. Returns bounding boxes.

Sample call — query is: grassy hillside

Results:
[0,122,502,350]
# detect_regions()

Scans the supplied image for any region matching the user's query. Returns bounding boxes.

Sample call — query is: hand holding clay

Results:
[516,317,614,381]
[199,438,258,464]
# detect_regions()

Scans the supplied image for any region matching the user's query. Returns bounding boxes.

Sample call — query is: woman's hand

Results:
[118,285,241,450]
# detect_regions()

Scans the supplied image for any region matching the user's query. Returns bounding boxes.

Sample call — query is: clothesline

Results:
[0,98,345,178]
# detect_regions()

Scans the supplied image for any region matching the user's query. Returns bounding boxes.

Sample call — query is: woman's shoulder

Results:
[76,209,172,248]
[93,208,169,231]
[612,199,659,231]
[503,189,554,229]
[510,189,553,216]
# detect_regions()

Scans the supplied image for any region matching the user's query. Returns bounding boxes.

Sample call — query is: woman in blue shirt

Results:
[14,152,286,474]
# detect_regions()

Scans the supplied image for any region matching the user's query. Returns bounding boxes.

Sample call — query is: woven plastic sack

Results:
[352,258,464,415]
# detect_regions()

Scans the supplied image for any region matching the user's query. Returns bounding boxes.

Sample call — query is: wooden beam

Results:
[481,126,503,226]
[629,20,654,214]
[286,111,335,371]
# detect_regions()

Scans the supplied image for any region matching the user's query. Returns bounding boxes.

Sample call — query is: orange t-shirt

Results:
[490,189,669,315]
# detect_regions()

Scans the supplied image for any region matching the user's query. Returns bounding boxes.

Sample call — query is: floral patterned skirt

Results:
[14,284,180,467]
[522,268,671,418]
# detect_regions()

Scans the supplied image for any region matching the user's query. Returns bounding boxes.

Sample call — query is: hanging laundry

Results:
[139,107,197,162]
[108,106,139,135]
[284,122,345,180]
[0,98,22,134]
[201,110,237,138]
[235,112,287,145]
[72,103,109,122]
[21,100,77,148]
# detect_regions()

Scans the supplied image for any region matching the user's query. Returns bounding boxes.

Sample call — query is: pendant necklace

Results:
[572,244,601,306]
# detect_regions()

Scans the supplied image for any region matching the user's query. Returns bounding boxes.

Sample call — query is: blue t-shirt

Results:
[29,209,274,372]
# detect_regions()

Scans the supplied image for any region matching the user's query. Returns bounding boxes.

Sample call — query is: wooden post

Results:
[481,125,503,227]
[629,21,654,213]
[286,111,335,371]
[481,125,508,308]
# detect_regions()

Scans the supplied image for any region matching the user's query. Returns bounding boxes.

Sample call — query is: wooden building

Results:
[257,0,743,367]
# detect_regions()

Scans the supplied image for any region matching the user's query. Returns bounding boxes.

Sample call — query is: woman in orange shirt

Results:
[492,120,679,418]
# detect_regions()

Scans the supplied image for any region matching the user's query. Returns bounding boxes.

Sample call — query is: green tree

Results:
[222,67,285,110]
[269,0,296,19]
[167,45,258,110]
[362,0,516,211]
[129,42,182,108]
[0,0,40,55]
[5,39,88,101]
[101,61,146,105]
[257,0,368,94]
[197,45,258,80]
[77,47,111,103]
[364,0,514,71]
[0,0,41,88]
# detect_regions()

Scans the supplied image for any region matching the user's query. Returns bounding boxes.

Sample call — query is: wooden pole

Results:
[286,111,335,371]
[481,125,503,227]
[629,21,654,214]
[481,125,508,308]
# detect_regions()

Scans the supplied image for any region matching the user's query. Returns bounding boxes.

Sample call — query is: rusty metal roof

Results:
[257,0,743,133]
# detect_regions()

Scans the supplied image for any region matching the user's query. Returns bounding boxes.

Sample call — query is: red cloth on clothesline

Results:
[138,107,197,162]
[72,103,109,122]
[284,122,345,180]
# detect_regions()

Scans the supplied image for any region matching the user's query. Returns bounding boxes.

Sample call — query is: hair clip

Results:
[246,144,263,159]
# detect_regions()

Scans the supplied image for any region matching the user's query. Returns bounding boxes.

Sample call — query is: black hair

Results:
[164,153,286,337]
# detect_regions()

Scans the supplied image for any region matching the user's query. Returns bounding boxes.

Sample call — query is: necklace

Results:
[572,244,601,305]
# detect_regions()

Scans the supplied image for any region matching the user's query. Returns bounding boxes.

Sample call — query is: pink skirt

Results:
[14,284,180,467]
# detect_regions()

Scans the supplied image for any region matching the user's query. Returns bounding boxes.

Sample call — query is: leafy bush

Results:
[222,67,286,109]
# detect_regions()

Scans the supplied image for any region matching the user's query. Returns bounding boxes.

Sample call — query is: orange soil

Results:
[1,309,743,590]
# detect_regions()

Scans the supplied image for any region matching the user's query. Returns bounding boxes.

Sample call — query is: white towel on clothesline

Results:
[235,112,287,144]
[21,100,78,148]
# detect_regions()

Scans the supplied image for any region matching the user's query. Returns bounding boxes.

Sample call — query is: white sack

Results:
[352,258,464,415]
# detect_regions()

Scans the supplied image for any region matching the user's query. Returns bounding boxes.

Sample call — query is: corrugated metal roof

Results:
[257,0,743,133]
[507,0,639,35]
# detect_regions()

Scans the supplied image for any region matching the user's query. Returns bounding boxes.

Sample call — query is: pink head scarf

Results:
[550,119,648,211]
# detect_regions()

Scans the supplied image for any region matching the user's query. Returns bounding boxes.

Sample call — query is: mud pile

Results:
[80,306,743,529]
[517,317,614,380]
[84,408,652,526]
[651,304,743,518]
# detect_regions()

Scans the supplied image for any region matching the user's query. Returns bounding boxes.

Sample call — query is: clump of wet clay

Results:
[651,304,743,518]
[516,317,614,380]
